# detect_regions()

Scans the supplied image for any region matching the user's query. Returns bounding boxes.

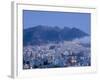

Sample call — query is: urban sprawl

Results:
[23,41,91,69]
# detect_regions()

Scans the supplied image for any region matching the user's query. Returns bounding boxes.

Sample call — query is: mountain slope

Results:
[23,25,89,46]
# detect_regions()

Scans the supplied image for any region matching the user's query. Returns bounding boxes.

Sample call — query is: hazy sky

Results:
[23,10,91,34]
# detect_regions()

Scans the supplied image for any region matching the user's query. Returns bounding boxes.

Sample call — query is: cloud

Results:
[73,36,90,43]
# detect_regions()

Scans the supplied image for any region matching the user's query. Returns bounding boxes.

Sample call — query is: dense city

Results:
[23,41,91,69]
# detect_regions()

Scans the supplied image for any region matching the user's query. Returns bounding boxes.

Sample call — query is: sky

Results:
[23,10,91,34]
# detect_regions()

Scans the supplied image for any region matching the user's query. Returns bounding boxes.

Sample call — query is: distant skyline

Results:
[23,10,91,34]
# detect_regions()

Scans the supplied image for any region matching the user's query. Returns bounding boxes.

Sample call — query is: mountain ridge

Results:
[23,25,89,46]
